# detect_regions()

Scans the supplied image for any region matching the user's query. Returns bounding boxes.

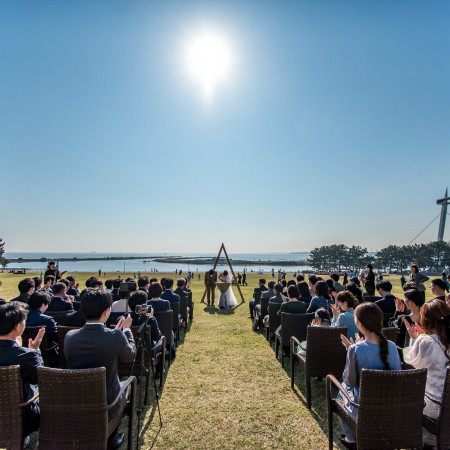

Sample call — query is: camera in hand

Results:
[135,304,149,315]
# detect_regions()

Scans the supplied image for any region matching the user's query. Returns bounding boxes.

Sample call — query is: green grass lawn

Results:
[0,271,438,448]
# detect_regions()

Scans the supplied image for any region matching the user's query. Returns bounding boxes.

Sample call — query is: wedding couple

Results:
[204,269,238,308]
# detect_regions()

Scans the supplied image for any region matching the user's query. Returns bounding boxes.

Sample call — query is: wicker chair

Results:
[22,326,55,367]
[118,326,166,404]
[179,296,189,332]
[171,302,181,343]
[253,291,262,308]
[327,368,427,450]
[188,291,193,322]
[264,302,281,341]
[256,297,270,331]
[56,326,80,368]
[45,310,69,326]
[422,367,450,450]
[154,310,174,366]
[0,366,38,450]
[275,313,314,367]
[37,366,136,450]
[72,301,81,311]
[381,327,398,345]
[290,326,347,409]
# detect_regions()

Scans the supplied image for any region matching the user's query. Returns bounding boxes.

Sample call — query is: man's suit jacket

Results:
[67,286,79,297]
[261,289,274,300]
[10,293,30,304]
[64,324,136,419]
[254,285,268,294]
[0,340,43,434]
[65,310,86,327]
[48,296,73,312]
[26,309,58,334]
[374,294,396,314]
[204,271,217,288]
[174,288,188,298]
[269,294,284,304]
[161,289,180,305]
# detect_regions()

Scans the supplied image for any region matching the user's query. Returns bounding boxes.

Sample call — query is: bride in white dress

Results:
[219,270,238,308]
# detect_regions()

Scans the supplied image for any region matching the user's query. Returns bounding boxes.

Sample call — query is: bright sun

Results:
[184,31,233,102]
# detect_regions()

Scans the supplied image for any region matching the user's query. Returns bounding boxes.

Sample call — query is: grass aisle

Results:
[142,282,332,449]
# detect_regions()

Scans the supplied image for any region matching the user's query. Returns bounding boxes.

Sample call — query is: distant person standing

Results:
[400,274,407,287]
[98,269,101,276]
[409,264,429,300]
[237,273,242,285]
[272,268,275,278]
[44,261,66,281]
[242,272,247,286]
[363,264,375,296]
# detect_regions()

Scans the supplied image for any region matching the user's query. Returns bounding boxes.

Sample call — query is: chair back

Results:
[305,327,347,377]
[57,326,80,368]
[23,326,50,366]
[253,291,262,306]
[171,303,180,331]
[154,310,173,348]
[357,368,427,449]
[37,366,108,449]
[72,301,81,311]
[0,366,24,450]
[106,312,124,327]
[268,303,281,332]
[436,367,450,448]
[381,327,398,345]
[179,296,188,323]
[281,313,314,347]
[45,311,69,326]
[260,296,270,318]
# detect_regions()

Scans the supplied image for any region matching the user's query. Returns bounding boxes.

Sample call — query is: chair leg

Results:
[144,371,150,405]
[328,402,333,450]
[291,355,295,389]
[128,381,136,450]
[306,375,311,409]
[275,338,279,361]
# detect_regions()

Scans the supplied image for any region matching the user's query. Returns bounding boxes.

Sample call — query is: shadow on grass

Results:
[203,305,237,315]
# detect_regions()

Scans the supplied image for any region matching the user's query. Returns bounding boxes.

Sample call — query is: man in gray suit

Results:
[64,288,136,449]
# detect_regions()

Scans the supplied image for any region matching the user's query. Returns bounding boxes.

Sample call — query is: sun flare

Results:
[184,31,233,101]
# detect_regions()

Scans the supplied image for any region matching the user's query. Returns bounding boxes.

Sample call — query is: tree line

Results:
[308,241,450,273]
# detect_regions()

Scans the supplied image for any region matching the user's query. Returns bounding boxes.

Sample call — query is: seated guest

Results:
[105,279,114,292]
[64,290,136,448]
[306,281,333,314]
[348,276,363,294]
[281,279,288,296]
[58,279,74,301]
[48,282,73,311]
[278,285,308,315]
[296,274,305,283]
[111,286,132,313]
[430,278,447,301]
[66,276,80,297]
[11,278,35,304]
[326,279,336,297]
[32,277,43,292]
[308,275,318,296]
[43,275,55,293]
[345,283,363,303]
[255,281,276,318]
[311,307,331,327]
[0,302,45,437]
[111,278,121,301]
[147,283,171,312]
[149,277,158,284]
[174,278,194,319]
[331,291,359,340]
[297,281,312,304]
[137,277,149,293]
[249,279,268,319]
[90,278,104,289]
[339,303,401,448]
[269,283,284,304]
[65,289,89,327]
[374,280,396,313]
[388,289,424,348]
[331,273,345,293]
[403,299,450,420]
[161,278,180,305]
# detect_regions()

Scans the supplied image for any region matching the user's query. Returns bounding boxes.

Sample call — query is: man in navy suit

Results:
[0,302,45,436]
[66,276,80,297]
[48,282,73,312]
[248,279,268,319]
[10,278,35,304]
[161,278,180,305]
[269,283,284,304]
[374,280,396,313]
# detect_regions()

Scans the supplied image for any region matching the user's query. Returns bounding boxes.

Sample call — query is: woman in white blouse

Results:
[403,299,450,419]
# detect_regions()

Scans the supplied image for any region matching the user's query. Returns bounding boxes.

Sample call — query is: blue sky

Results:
[1,0,449,253]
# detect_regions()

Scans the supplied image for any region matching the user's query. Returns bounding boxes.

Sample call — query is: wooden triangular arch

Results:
[200,243,245,304]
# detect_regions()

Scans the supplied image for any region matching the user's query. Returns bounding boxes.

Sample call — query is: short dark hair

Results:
[177,278,186,288]
[431,278,447,291]
[281,279,287,287]
[163,278,174,289]
[296,274,304,282]
[315,281,329,298]
[267,280,275,289]
[309,275,318,285]
[331,274,339,282]
[297,281,310,297]
[404,289,425,307]
[259,278,266,285]
[91,279,104,289]
[113,279,122,289]
[48,261,56,266]
[402,282,417,292]
[287,285,300,299]
[209,270,214,275]
[66,276,76,283]
[138,277,149,288]
[287,279,296,287]
[28,290,51,310]
[149,277,158,284]
[80,289,113,320]
[44,275,55,285]
[366,264,373,270]
[0,302,28,335]
[349,276,360,287]
[59,279,69,288]
[129,290,148,311]
[376,280,392,292]
[85,277,98,288]
[105,279,113,289]
[33,277,42,290]
[18,278,35,294]
[149,283,163,299]
[274,283,283,294]
[346,284,363,302]
[52,282,66,295]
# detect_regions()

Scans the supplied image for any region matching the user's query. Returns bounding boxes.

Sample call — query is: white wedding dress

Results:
[221,273,238,308]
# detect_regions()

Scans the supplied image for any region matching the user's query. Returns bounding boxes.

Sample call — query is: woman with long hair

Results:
[306,280,333,314]
[403,299,450,419]
[339,303,401,448]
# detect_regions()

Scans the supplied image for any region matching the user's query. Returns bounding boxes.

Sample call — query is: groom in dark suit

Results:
[64,288,136,448]
[204,269,217,306]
